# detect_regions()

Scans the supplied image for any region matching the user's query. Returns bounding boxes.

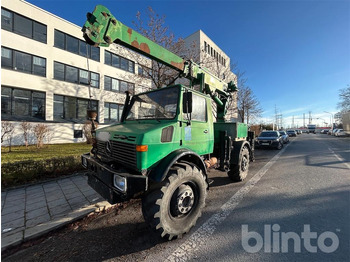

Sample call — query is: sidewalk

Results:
[1,173,112,251]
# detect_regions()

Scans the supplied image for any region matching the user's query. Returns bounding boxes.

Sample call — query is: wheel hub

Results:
[241,156,248,171]
[176,185,194,214]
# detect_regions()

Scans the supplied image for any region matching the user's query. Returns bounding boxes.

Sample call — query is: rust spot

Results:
[127,28,132,36]
[131,40,140,49]
[140,43,150,54]
[171,61,185,70]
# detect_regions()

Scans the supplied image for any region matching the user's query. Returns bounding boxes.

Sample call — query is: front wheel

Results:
[276,141,283,150]
[227,147,250,182]
[142,162,207,240]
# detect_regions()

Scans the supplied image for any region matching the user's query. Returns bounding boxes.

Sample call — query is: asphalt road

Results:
[3,134,350,262]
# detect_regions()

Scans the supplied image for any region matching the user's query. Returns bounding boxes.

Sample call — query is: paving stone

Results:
[64,191,84,200]
[1,217,25,230]
[26,207,48,220]
[26,196,46,205]
[26,201,47,212]
[86,194,101,203]
[45,193,65,202]
[47,198,68,209]
[49,204,71,216]
[1,226,25,237]
[1,209,24,224]
[26,191,45,198]
[26,213,50,228]
[1,204,25,216]
[26,185,44,193]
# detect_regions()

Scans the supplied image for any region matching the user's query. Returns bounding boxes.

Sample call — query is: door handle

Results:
[204,130,208,134]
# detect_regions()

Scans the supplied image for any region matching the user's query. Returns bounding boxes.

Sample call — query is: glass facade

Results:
[1,86,45,120]
[54,29,100,61]
[1,47,46,77]
[54,95,98,122]
[1,8,47,43]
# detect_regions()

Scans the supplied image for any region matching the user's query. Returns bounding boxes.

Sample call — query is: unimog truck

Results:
[81,5,255,240]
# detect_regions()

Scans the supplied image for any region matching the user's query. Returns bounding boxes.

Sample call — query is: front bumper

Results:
[255,140,280,148]
[81,153,147,204]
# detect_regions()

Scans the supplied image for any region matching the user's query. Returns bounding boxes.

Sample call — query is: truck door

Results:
[182,92,213,155]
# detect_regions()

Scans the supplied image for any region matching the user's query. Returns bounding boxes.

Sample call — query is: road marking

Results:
[328,147,350,169]
[166,143,291,261]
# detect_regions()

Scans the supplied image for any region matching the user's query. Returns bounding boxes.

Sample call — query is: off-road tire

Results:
[142,162,207,240]
[227,147,250,182]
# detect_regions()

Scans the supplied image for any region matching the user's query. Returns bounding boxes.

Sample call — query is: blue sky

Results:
[27,0,350,128]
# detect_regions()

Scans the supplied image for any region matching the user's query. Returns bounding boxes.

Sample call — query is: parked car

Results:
[296,130,302,134]
[335,130,348,137]
[287,130,297,137]
[332,129,339,136]
[334,129,344,136]
[321,129,329,134]
[279,131,289,144]
[255,131,284,150]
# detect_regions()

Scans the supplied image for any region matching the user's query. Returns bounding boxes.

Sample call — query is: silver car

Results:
[279,131,289,144]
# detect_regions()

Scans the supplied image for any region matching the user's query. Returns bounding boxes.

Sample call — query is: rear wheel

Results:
[227,147,250,182]
[142,162,207,240]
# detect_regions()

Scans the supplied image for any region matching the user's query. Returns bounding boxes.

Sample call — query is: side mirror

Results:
[183,92,193,114]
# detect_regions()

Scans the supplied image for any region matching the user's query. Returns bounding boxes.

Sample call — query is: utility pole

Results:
[292,115,294,128]
[309,111,312,124]
[303,113,305,128]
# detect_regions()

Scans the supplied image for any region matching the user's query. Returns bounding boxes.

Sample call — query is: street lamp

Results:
[324,111,333,129]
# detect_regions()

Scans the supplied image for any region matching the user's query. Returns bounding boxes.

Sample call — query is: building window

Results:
[1,8,47,43]
[104,76,134,93]
[1,86,45,121]
[1,47,46,77]
[54,61,99,88]
[104,102,123,123]
[54,30,100,61]
[53,94,98,122]
[105,51,135,73]
[138,66,150,78]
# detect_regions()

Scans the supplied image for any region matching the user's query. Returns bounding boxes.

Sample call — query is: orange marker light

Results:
[136,145,148,152]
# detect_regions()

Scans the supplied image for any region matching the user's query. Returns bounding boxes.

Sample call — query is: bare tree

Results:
[337,85,350,113]
[33,124,52,149]
[20,121,32,148]
[131,7,188,89]
[1,121,15,152]
[231,68,262,125]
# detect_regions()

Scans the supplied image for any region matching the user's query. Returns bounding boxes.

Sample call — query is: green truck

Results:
[81,5,255,240]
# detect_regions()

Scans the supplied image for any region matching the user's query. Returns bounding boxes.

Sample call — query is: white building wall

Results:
[1,0,152,145]
[183,30,238,121]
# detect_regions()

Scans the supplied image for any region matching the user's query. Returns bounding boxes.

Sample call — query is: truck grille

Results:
[97,140,137,168]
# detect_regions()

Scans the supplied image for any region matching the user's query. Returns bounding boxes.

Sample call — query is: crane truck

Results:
[81,5,255,240]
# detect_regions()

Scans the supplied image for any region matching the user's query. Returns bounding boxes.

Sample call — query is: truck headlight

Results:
[113,175,127,192]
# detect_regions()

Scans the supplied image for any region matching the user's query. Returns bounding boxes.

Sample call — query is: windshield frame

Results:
[125,86,180,121]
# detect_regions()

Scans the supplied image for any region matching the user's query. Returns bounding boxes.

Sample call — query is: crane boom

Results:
[82,5,237,120]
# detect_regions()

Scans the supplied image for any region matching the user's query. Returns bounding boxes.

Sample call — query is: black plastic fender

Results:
[230,141,253,165]
[148,148,207,184]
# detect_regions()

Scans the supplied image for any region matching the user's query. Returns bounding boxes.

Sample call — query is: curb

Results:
[1,201,114,251]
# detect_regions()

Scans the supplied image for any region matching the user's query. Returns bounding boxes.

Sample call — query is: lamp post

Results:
[324,111,333,129]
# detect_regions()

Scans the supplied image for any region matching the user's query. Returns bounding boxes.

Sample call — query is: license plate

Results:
[261,143,269,145]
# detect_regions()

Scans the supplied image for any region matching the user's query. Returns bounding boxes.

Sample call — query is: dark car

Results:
[287,130,297,137]
[255,131,284,150]
[279,131,289,144]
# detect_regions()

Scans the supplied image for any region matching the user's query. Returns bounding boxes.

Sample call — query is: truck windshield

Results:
[126,87,179,120]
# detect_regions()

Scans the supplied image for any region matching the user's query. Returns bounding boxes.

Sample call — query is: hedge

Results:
[1,156,85,189]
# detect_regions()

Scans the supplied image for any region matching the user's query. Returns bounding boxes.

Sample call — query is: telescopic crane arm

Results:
[82,5,237,120]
